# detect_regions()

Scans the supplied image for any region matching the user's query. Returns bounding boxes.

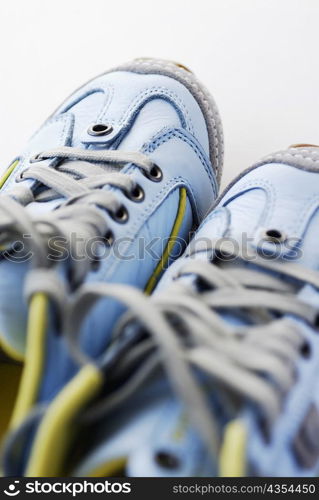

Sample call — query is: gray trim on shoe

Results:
[252,146,319,172]
[205,146,319,217]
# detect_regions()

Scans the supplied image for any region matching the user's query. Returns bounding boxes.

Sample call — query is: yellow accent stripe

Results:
[9,293,48,429]
[144,187,187,295]
[87,457,127,477]
[24,187,188,476]
[0,160,20,253]
[18,186,188,475]
[219,419,247,477]
[0,160,19,189]
[26,364,103,477]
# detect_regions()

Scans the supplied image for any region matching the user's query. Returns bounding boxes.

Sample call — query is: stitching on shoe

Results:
[142,127,216,192]
[112,59,224,180]
[113,86,195,134]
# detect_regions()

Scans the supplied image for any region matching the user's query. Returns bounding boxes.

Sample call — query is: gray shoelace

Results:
[11,147,156,204]
[62,240,319,457]
[0,147,158,285]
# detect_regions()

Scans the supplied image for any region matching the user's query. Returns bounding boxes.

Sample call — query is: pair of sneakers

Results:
[0,58,318,477]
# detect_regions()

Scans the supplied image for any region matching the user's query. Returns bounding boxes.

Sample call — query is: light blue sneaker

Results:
[0,57,223,360]
[0,58,223,473]
[34,144,319,478]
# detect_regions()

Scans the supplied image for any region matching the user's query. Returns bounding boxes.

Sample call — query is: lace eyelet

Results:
[87,123,113,137]
[127,184,144,202]
[300,341,312,358]
[91,258,101,272]
[195,275,214,292]
[145,164,163,182]
[262,228,286,243]
[154,450,180,470]
[112,206,129,224]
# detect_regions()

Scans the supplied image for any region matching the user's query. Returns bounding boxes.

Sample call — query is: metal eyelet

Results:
[87,123,113,137]
[300,341,312,358]
[154,451,180,470]
[112,206,129,224]
[91,258,101,272]
[262,228,286,243]
[127,184,144,202]
[145,164,163,182]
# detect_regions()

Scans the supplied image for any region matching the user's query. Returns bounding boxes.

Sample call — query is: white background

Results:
[1,0,319,187]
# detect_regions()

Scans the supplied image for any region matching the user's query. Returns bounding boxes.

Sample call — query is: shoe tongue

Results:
[27,151,123,215]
